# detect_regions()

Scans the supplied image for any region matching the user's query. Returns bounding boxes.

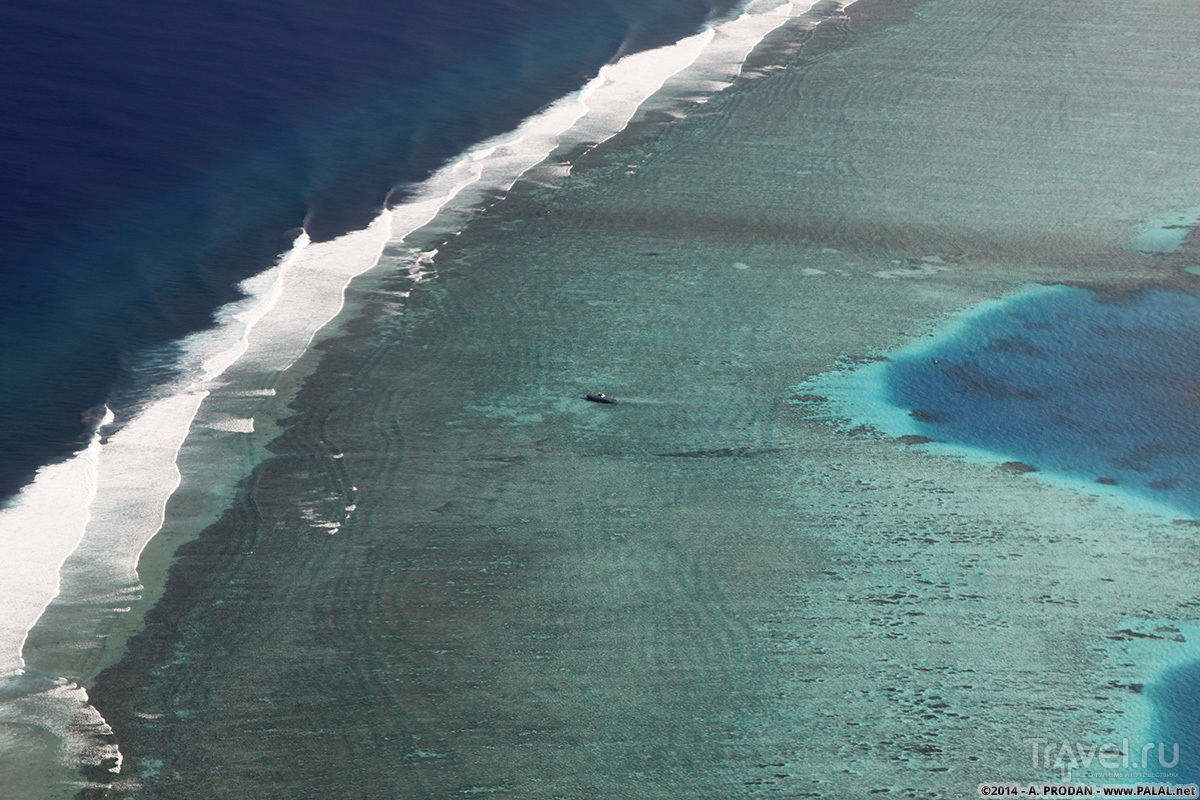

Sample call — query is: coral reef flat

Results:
[79,0,1200,796]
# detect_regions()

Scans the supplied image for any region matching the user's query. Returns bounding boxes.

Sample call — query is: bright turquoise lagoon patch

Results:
[1130,208,1200,254]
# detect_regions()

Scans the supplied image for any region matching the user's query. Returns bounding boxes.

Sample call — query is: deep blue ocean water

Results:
[0,0,736,498]
[887,286,1200,517]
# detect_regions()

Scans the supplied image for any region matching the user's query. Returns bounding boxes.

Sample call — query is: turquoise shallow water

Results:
[70,0,1200,797]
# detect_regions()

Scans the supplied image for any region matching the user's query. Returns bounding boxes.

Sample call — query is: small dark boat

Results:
[585,392,617,404]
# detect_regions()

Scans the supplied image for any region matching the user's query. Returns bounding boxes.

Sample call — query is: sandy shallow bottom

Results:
[52,0,1200,797]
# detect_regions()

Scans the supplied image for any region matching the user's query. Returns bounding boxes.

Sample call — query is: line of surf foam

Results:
[0,672,121,796]
[5,0,827,785]
[0,219,397,792]
[566,0,827,154]
[384,0,823,220]
[0,406,112,680]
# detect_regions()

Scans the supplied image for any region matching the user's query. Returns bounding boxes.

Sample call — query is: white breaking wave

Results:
[0,406,112,679]
[0,675,122,791]
[0,0,825,788]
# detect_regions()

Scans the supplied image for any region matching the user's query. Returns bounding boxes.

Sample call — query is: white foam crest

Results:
[388,152,490,239]
[234,212,392,373]
[555,0,823,161]
[683,0,822,86]
[0,407,112,679]
[0,675,121,791]
[9,184,389,695]
[562,28,715,156]
[212,388,276,398]
[203,416,255,434]
[9,200,392,707]
[53,392,206,593]
[199,232,311,380]
[399,26,717,204]
[378,0,816,243]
